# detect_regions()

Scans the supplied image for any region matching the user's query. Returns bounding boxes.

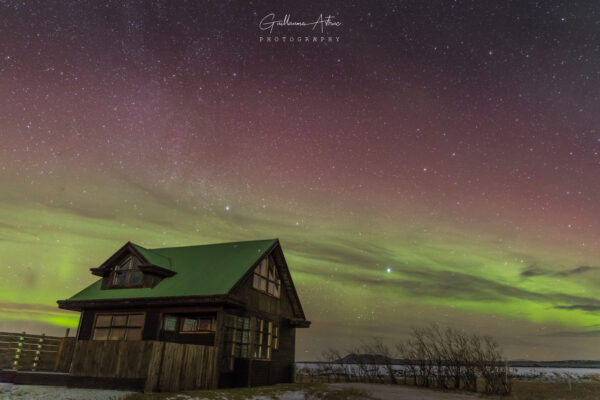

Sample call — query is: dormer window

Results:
[253,256,281,298]
[110,257,144,288]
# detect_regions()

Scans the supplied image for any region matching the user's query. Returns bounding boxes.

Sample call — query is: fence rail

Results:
[0,330,74,372]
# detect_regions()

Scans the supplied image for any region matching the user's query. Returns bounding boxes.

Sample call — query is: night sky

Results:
[1,1,599,361]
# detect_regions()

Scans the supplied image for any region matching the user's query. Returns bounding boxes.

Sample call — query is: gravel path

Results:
[329,383,485,400]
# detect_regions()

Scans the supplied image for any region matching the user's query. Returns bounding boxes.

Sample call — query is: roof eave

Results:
[290,319,311,328]
[57,293,246,312]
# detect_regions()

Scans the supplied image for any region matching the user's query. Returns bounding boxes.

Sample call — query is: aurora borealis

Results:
[0,0,599,361]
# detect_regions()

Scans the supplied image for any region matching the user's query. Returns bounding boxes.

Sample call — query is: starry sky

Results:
[1,0,599,361]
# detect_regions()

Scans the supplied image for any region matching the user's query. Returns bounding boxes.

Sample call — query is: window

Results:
[252,257,281,298]
[253,318,273,360]
[162,316,178,332]
[273,325,279,350]
[180,317,215,333]
[92,313,144,341]
[111,257,144,288]
[223,315,251,371]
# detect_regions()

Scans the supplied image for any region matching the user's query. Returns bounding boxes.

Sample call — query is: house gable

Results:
[229,241,309,325]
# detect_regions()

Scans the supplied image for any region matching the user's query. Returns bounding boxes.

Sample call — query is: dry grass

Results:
[123,383,373,400]
[507,379,600,400]
[122,379,600,400]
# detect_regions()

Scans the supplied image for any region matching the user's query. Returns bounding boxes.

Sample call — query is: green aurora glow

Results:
[0,169,598,360]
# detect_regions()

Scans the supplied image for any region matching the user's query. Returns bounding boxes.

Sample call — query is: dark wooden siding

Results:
[77,310,95,340]
[159,331,215,346]
[142,311,160,340]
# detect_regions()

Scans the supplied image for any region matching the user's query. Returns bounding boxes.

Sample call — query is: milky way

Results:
[0,1,599,360]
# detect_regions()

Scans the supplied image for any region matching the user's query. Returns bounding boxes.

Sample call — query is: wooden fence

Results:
[0,331,75,372]
[70,340,217,392]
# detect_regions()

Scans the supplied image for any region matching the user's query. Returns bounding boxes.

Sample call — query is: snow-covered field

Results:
[0,384,312,400]
[513,367,600,382]
[162,392,306,400]
[296,362,600,382]
[0,382,129,400]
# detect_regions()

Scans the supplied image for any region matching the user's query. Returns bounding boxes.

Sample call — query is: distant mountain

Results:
[327,354,600,368]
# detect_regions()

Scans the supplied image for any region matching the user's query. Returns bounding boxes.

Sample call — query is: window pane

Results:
[108,328,127,340]
[267,281,275,295]
[274,281,281,298]
[196,319,213,331]
[268,267,275,281]
[93,328,109,341]
[120,258,132,270]
[253,273,260,289]
[260,259,268,276]
[131,257,142,268]
[126,328,142,341]
[112,315,127,326]
[96,315,112,328]
[128,314,144,327]
[259,277,267,291]
[163,316,177,332]
[128,270,143,286]
[114,272,126,286]
[240,344,248,358]
[182,318,197,331]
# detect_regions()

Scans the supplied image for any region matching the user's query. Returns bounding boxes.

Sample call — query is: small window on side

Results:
[163,316,178,332]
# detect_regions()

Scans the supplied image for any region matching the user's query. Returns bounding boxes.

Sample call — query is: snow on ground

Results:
[0,385,310,400]
[163,392,306,400]
[0,383,129,400]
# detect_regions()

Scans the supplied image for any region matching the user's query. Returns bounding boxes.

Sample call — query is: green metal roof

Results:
[67,239,278,301]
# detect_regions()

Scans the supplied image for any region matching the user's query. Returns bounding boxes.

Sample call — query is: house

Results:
[57,239,310,391]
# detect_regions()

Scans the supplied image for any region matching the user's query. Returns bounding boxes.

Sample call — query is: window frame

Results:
[252,317,273,360]
[110,256,144,289]
[179,316,216,334]
[92,312,145,341]
[252,256,281,299]
[222,315,251,371]
[272,324,279,351]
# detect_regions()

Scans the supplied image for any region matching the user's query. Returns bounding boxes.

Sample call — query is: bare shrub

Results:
[308,325,511,395]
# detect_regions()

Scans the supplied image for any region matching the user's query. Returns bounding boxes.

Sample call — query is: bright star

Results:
[386,268,391,273]
[225,205,230,211]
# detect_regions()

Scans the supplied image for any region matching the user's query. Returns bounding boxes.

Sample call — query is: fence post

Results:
[32,333,45,371]
[12,331,25,371]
